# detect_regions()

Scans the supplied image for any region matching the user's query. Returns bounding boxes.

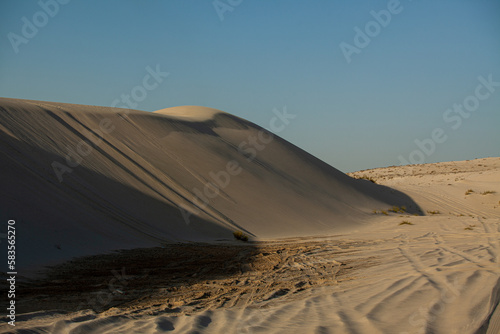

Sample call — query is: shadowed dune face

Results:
[0,133,241,273]
[0,97,422,273]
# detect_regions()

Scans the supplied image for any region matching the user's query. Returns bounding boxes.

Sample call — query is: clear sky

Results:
[1,0,499,172]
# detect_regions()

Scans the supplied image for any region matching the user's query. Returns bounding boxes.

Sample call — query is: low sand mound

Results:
[154,105,225,121]
[0,97,420,274]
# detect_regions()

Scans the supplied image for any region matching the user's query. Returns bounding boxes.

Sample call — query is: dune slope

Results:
[6,158,500,334]
[0,98,419,272]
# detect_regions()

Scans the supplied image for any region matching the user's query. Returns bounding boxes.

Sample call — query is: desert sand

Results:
[1,98,499,333]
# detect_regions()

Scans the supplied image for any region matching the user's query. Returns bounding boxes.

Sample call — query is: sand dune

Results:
[7,157,498,334]
[1,97,499,333]
[154,105,226,121]
[0,97,418,274]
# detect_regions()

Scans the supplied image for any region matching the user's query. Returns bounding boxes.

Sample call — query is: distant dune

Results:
[0,98,419,273]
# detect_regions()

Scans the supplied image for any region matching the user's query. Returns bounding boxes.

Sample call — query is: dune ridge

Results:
[0,97,419,274]
[154,105,226,121]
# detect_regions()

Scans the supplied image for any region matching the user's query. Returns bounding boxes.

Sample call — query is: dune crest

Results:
[154,105,225,121]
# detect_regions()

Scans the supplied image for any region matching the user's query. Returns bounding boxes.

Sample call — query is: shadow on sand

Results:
[350,178,425,215]
[1,128,423,315]
[0,133,259,313]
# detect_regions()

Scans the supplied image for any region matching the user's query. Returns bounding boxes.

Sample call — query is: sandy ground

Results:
[3,157,500,333]
[1,99,499,333]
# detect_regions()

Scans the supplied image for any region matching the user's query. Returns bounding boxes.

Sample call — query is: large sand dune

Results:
[6,157,499,334]
[0,98,418,273]
[2,98,499,333]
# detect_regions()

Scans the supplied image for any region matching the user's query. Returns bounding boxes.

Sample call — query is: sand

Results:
[154,105,227,121]
[0,97,418,275]
[1,98,499,333]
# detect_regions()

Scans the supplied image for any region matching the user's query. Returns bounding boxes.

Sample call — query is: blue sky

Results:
[1,0,499,172]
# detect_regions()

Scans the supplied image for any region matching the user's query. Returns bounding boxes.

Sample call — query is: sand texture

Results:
[1,98,499,333]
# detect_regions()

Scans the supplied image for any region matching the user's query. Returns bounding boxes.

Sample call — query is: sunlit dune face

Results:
[154,105,225,122]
